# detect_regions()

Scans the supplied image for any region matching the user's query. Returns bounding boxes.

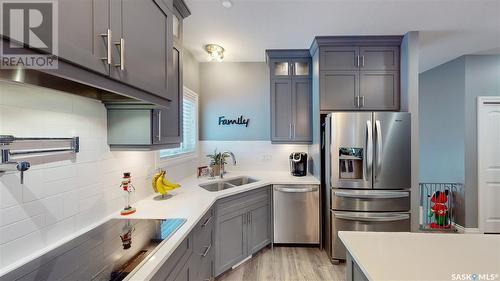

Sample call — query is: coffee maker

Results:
[289,152,307,177]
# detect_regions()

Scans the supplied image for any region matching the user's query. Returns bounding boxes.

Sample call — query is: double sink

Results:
[199,176,260,192]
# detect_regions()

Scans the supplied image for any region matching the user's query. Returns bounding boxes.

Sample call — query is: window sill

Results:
[158,151,198,166]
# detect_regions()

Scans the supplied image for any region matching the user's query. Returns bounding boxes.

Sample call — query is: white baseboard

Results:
[453,223,481,234]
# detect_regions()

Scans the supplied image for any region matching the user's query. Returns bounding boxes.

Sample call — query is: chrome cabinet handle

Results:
[100,29,112,65]
[335,212,409,222]
[360,96,365,108]
[156,110,162,141]
[292,124,296,139]
[361,55,365,67]
[354,96,359,108]
[334,191,408,199]
[375,120,383,178]
[201,243,212,257]
[289,123,292,139]
[356,55,360,68]
[202,216,212,227]
[365,120,373,181]
[114,38,125,70]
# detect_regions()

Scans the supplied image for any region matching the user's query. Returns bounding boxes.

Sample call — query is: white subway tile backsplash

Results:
[0,82,156,271]
[0,215,44,244]
[0,174,23,209]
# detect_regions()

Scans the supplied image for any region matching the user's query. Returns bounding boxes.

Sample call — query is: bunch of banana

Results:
[152,170,181,195]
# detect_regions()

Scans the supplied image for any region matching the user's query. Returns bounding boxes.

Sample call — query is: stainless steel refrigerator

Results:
[324,112,411,263]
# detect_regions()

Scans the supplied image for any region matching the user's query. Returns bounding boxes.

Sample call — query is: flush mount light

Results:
[221,0,232,8]
[205,44,225,62]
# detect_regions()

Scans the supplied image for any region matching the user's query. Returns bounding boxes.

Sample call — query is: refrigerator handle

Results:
[365,120,373,181]
[375,120,383,178]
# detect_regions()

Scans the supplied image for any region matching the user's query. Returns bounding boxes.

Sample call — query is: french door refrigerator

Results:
[324,112,411,262]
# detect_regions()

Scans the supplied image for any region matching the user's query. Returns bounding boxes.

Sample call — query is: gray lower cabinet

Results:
[267,50,312,144]
[152,208,214,281]
[214,187,271,277]
[310,36,402,111]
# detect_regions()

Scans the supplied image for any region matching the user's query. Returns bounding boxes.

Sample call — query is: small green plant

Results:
[206,149,228,166]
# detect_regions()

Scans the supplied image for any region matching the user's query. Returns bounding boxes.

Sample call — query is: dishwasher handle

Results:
[274,186,318,193]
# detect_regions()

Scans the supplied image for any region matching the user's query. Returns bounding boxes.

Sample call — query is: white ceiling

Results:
[183,0,500,72]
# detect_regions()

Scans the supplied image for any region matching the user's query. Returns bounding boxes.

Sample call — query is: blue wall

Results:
[199,62,270,140]
[419,54,500,227]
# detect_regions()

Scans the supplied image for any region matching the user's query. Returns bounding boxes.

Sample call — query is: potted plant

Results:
[206,149,228,176]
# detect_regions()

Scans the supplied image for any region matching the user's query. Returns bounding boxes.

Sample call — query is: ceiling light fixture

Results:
[205,44,225,62]
[221,0,232,8]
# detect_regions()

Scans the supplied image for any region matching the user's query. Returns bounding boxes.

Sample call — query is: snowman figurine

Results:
[120,172,136,216]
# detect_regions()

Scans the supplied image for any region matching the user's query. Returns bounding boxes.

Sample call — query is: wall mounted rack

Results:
[0,135,79,183]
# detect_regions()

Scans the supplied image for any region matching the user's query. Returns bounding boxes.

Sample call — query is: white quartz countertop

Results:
[121,171,320,281]
[339,231,500,281]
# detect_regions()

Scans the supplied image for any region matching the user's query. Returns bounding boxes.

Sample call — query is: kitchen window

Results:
[160,87,198,158]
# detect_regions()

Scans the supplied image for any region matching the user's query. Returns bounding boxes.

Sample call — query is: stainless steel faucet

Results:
[220,151,236,179]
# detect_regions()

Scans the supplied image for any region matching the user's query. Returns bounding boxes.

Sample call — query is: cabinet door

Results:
[291,78,312,142]
[320,46,359,71]
[292,58,310,78]
[359,46,399,71]
[169,260,190,281]
[215,211,248,276]
[271,79,292,142]
[320,71,359,110]
[270,59,291,79]
[58,0,110,75]
[359,71,399,110]
[157,44,183,145]
[248,203,271,254]
[110,0,173,100]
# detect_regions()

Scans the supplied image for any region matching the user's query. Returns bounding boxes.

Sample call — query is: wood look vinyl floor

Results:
[216,247,346,281]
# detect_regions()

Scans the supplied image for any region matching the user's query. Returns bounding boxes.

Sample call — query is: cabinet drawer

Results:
[153,233,192,281]
[193,209,214,255]
[216,187,270,217]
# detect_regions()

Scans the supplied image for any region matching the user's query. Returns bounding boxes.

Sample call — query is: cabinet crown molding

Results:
[310,35,403,56]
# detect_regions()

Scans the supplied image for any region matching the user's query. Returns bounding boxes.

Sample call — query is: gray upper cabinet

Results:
[320,71,359,110]
[359,46,399,71]
[292,78,312,142]
[320,46,359,71]
[267,50,312,144]
[215,187,271,277]
[58,0,110,75]
[310,36,402,111]
[271,79,292,142]
[110,0,172,100]
[359,71,399,110]
[106,0,189,150]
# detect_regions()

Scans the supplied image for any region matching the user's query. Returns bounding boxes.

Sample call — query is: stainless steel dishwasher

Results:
[273,184,320,244]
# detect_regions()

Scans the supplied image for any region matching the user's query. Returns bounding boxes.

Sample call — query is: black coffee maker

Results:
[289,152,307,177]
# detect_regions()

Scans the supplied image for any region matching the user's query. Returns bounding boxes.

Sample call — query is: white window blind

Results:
[160,87,198,158]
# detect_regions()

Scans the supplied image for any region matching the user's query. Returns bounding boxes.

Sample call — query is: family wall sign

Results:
[218,115,250,127]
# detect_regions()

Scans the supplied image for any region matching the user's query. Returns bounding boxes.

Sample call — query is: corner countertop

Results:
[339,231,500,281]
[122,171,320,281]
